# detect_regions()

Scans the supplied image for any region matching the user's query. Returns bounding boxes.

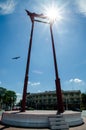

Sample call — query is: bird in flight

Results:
[12,56,20,60]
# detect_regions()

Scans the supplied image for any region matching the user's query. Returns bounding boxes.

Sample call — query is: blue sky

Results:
[0,0,86,101]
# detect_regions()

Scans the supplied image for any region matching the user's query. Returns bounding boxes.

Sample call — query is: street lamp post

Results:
[21,10,64,113]
[66,97,68,110]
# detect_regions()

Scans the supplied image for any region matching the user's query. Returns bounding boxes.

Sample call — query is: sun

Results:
[43,4,63,23]
[46,7,57,22]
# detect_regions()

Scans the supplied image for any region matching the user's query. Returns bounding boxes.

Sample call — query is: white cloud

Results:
[16,93,22,103]
[37,90,41,93]
[28,81,31,84]
[69,78,83,84]
[31,82,40,86]
[0,0,16,15]
[16,93,22,96]
[76,0,86,16]
[0,81,1,84]
[32,70,43,75]
[28,81,40,86]
[63,78,85,92]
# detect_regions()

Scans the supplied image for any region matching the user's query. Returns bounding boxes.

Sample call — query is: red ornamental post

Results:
[50,23,64,114]
[21,10,64,113]
[21,16,34,112]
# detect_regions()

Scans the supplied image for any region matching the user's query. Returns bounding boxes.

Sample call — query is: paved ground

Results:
[70,117,86,130]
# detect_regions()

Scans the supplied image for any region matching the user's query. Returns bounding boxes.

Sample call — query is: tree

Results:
[0,87,6,109]
[81,93,86,110]
[3,90,17,110]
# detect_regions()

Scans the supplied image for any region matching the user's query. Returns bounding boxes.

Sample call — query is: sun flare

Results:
[46,7,57,22]
[44,4,63,23]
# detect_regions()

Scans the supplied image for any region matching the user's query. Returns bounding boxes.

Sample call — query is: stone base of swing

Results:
[1,110,83,128]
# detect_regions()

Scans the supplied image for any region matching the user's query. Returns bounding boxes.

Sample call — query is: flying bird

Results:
[12,56,20,60]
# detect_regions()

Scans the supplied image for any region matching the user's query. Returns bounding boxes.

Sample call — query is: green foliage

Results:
[81,93,86,110]
[0,87,6,98]
[0,87,7,109]
[0,87,17,110]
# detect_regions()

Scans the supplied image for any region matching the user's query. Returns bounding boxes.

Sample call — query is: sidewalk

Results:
[70,117,86,130]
